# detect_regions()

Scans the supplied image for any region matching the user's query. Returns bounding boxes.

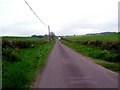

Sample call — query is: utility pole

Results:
[48,25,50,43]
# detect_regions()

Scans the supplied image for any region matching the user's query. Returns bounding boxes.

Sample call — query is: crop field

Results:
[61,33,119,72]
[2,37,55,88]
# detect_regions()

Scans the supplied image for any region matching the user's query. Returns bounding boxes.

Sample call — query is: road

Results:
[34,40,118,88]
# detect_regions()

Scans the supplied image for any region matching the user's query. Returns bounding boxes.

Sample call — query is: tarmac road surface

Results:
[34,40,118,88]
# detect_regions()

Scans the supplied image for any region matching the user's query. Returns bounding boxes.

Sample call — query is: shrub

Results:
[83,40,89,45]
[94,40,102,47]
[2,40,12,48]
[88,40,93,45]
[102,41,112,50]
[15,40,31,48]
[75,41,81,44]
[108,42,118,51]
[2,48,21,62]
[96,50,117,62]
[2,40,32,49]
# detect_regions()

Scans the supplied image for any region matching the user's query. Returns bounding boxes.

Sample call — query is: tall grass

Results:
[61,33,119,72]
[2,38,55,88]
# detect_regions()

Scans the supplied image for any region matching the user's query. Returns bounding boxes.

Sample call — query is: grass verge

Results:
[2,40,55,88]
[61,40,119,72]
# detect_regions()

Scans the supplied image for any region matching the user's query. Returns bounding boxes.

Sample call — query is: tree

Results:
[50,32,55,40]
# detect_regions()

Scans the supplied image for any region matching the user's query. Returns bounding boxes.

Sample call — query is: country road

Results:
[34,40,118,88]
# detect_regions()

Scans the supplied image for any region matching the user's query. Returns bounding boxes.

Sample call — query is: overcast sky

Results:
[0,0,119,36]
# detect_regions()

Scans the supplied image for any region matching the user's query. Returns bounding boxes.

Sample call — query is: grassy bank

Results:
[61,33,119,72]
[2,37,55,88]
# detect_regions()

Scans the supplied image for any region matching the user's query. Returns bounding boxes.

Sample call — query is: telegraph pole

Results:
[48,25,50,43]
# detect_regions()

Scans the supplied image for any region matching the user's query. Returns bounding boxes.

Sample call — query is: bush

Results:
[76,40,118,53]
[83,40,89,45]
[75,41,81,44]
[94,40,102,47]
[93,50,118,62]
[87,40,95,46]
[108,42,118,51]
[3,48,21,62]
[2,40,12,48]
[2,40,32,49]
[15,40,31,49]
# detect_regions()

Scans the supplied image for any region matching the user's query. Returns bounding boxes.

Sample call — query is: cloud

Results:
[58,19,118,35]
[1,22,48,36]
[0,0,119,36]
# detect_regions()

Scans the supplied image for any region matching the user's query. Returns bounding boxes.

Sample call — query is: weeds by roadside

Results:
[2,38,55,88]
[61,39,119,72]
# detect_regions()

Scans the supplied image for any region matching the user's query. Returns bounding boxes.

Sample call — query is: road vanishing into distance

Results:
[34,40,118,88]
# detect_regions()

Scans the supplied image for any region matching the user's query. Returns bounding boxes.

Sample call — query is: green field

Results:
[61,33,119,72]
[2,37,55,88]
[66,33,119,42]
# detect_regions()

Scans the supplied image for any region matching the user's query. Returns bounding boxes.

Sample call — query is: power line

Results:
[24,0,51,43]
[24,0,47,27]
